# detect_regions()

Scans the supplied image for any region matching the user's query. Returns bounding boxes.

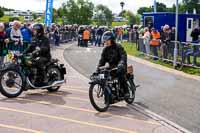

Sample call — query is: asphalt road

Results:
[0,45,180,133]
[64,43,200,133]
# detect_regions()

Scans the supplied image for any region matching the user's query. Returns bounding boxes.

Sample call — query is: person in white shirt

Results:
[10,21,23,52]
[143,27,151,55]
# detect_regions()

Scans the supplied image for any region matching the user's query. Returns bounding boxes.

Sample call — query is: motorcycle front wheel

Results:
[0,69,25,98]
[125,79,136,104]
[89,83,110,112]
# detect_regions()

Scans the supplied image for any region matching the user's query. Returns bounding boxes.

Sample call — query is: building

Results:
[143,12,200,42]
[4,10,44,17]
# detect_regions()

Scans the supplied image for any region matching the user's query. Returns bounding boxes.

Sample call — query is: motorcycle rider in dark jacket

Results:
[97,31,129,96]
[23,24,51,86]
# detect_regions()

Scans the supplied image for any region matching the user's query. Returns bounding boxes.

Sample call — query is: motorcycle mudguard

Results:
[59,64,66,75]
[1,64,21,71]
[104,86,112,103]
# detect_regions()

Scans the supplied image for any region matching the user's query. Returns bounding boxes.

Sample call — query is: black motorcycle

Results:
[0,51,66,98]
[89,64,138,112]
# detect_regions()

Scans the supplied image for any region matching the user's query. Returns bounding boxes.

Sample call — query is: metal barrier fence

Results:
[138,37,200,69]
[47,30,77,45]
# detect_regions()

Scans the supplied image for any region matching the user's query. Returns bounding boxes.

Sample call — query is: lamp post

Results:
[173,0,179,68]
[120,2,125,12]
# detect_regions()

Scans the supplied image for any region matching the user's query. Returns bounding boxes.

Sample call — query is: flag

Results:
[45,0,53,26]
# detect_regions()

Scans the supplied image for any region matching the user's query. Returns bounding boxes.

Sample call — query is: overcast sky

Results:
[0,0,182,14]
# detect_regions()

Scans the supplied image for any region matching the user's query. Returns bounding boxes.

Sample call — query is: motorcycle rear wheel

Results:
[46,66,62,92]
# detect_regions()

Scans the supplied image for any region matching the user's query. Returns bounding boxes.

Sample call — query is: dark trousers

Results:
[151,45,159,60]
[55,36,60,46]
[84,39,88,47]
[161,44,168,59]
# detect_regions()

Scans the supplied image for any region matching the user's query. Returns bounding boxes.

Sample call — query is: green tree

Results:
[0,8,4,18]
[94,4,113,26]
[9,17,19,22]
[137,7,153,15]
[183,0,200,13]
[59,0,94,25]
[32,13,38,20]
[137,2,172,15]
[52,8,58,23]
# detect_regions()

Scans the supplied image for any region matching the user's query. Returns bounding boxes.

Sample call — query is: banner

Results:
[45,0,53,26]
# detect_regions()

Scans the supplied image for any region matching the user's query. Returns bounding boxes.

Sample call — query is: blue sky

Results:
[0,0,182,13]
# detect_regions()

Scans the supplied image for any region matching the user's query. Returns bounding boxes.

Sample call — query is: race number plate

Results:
[99,74,105,79]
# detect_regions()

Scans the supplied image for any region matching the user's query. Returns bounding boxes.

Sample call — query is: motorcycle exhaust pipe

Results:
[27,78,66,89]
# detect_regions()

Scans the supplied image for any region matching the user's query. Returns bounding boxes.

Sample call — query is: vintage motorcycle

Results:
[0,51,66,98]
[89,64,139,112]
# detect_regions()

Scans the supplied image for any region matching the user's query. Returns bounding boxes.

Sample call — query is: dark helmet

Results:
[33,24,44,36]
[102,31,115,42]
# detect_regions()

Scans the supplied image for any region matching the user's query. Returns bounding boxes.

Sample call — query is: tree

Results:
[9,17,19,22]
[137,2,171,15]
[0,8,4,18]
[156,2,167,12]
[59,0,94,25]
[32,13,38,20]
[52,8,58,23]
[137,7,153,15]
[94,4,113,26]
[119,10,140,25]
[182,0,200,13]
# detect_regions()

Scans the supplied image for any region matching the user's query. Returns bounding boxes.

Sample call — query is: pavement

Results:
[64,42,200,133]
[0,42,186,133]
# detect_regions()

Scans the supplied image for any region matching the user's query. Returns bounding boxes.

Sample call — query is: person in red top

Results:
[117,27,123,43]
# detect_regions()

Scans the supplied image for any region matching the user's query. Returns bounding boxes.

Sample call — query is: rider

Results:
[23,23,51,86]
[97,31,129,97]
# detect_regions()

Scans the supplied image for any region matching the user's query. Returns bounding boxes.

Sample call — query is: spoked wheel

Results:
[125,79,136,104]
[0,69,25,98]
[89,83,110,112]
[46,67,62,92]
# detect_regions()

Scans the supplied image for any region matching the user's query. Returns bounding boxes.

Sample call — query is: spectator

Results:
[161,25,170,60]
[123,28,128,41]
[52,24,60,46]
[21,23,32,51]
[134,26,139,51]
[168,27,177,58]
[150,28,160,60]
[143,27,151,56]
[10,21,23,53]
[95,27,103,47]
[91,27,96,45]
[117,27,123,43]
[191,28,200,66]
[83,28,90,47]
[0,23,9,66]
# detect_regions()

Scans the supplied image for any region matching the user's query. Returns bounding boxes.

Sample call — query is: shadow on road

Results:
[0,91,73,105]
[94,104,151,122]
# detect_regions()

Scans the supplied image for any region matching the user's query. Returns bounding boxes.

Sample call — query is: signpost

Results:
[45,0,53,26]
